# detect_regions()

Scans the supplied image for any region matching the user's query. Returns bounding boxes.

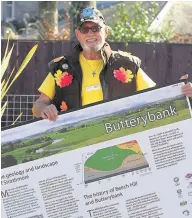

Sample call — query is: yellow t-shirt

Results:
[79,53,104,106]
[38,73,55,100]
[136,68,156,91]
[38,55,156,105]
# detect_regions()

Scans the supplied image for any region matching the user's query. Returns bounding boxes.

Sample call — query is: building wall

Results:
[1,1,40,22]
[1,2,11,21]
[14,1,40,21]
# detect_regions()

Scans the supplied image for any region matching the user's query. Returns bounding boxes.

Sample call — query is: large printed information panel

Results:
[1,82,192,218]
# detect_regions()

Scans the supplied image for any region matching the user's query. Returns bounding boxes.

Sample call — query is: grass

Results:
[1,97,191,166]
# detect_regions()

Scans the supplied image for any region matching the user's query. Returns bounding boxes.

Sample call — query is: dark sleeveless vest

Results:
[49,43,141,112]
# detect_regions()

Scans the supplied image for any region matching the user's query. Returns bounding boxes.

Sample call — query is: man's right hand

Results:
[41,104,58,121]
[32,93,58,121]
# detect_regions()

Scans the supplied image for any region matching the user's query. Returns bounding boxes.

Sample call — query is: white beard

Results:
[82,42,103,52]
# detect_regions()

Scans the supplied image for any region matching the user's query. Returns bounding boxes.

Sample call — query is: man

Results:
[32,7,192,121]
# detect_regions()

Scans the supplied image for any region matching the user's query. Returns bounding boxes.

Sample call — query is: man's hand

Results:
[41,104,58,121]
[180,74,192,97]
[32,93,58,121]
[182,82,192,97]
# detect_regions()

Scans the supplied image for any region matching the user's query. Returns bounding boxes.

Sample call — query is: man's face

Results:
[75,22,108,52]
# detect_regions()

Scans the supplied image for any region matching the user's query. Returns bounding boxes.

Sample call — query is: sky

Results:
[1,82,186,144]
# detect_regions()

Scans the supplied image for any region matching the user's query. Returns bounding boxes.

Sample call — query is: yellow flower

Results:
[54,69,63,80]
[124,69,134,82]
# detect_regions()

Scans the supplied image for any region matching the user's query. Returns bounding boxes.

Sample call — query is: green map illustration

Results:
[84,140,149,183]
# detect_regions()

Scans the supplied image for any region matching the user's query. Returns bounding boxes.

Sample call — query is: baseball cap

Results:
[76,7,106,28]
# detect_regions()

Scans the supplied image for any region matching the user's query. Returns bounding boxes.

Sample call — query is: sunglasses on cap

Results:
[78,25,102,34]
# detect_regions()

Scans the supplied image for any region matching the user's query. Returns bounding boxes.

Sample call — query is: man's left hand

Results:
[180,74,192,97]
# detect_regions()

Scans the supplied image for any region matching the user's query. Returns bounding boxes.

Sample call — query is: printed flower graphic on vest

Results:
[60,101,68,112]
[113,67,134,83]
[54,69,73,88]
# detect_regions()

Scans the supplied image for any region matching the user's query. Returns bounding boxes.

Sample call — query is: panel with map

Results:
[84,140,149,183]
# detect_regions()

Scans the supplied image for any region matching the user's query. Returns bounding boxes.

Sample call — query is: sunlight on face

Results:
[75,22,108,52]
